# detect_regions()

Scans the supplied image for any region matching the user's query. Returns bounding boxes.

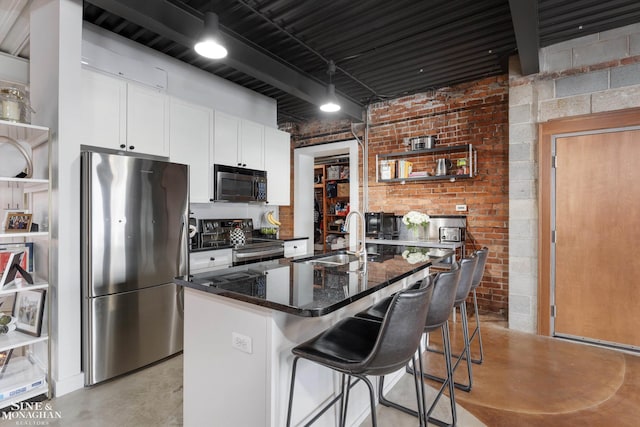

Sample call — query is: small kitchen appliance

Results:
[435,158,452,176]
[365,212,399,240]
[409,135,437,150]
[213,164,267,203]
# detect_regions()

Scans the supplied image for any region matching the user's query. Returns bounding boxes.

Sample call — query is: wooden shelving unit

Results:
[314,164,351,253]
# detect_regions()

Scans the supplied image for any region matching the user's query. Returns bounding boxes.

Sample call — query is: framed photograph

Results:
[4,213,32,233]
[12,290,46,337]
[1,210,24,229]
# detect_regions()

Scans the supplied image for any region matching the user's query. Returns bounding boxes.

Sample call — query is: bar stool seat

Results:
[286,280,434,427]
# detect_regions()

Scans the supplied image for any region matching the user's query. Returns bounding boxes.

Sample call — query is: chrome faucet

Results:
[345,210,367,262]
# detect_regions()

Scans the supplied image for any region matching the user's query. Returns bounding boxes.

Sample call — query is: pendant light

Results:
[320,60,341,112]
[194,12,228,59]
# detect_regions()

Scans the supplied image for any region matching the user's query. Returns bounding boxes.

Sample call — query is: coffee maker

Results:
[365,212,399,240]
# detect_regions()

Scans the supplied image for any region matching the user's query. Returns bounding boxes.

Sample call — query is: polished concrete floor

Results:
[4,314,639,427]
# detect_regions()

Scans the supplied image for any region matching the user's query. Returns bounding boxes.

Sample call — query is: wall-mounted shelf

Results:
[376,144,477,182]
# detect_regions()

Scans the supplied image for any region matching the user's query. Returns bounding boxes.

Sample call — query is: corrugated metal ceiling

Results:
[2,1,640,124]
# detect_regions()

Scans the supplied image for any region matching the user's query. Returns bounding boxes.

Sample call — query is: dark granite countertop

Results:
[176,243,453,317]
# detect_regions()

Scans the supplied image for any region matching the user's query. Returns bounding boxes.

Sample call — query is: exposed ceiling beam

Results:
[509,0,540,75]
[85,0,364,121]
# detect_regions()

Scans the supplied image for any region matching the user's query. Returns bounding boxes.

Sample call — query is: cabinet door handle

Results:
[242,163,247,167]
[237,163,242,166]
[293,246,297,249]
[129,145,135,150]
[210,257,216,261]
[120,144,126,149]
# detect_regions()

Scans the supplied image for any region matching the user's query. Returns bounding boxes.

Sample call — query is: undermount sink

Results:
[298,253,360,266]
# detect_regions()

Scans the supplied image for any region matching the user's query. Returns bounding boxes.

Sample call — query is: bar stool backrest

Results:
[470,248,489,291]
[362,280,434,376]
[424,262,461,333]
[454,255,478,306]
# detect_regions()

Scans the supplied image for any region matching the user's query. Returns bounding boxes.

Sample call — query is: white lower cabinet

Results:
[284,239,308,258]
[169,98,213,203]
[0,120,51,408]
[189,249,232,275]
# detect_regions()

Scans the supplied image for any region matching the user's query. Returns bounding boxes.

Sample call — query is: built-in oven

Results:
[213,164,267,203]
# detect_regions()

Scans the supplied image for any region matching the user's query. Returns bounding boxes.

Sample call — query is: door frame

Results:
[293,140,360,248]
[538,107,640,335]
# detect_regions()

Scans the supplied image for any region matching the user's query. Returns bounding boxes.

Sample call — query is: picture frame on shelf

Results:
[0,252,25,289]
[4,213,32,233]
[12,289,45,337]
[1,210,25,232]
[0,243,33,273]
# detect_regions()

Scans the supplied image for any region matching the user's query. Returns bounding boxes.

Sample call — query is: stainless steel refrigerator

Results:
[81,150,189,386]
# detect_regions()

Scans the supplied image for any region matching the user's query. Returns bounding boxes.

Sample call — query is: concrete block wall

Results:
[508,22,640,333]
[287,76,510,315]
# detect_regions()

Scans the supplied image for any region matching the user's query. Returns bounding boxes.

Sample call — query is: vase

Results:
[410,225,428,241]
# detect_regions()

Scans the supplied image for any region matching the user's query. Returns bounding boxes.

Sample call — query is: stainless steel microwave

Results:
[213,164,268,203]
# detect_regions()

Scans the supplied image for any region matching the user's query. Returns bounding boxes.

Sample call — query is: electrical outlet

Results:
[455,204,467,212]
[231,332,253,354]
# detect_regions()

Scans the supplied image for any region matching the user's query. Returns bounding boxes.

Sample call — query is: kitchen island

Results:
[175,245,452,427]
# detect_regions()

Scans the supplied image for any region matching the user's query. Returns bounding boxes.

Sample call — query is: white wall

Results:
[28,0,280,397]
[30,0,84,396]
[508,22,640,333]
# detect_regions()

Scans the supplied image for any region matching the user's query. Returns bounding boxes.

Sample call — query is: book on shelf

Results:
[397,160,413,179]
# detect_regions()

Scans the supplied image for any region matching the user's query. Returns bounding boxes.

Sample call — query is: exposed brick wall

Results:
[283,75,509,315]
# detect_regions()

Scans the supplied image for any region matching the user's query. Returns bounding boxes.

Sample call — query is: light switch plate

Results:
[455,204,467,212]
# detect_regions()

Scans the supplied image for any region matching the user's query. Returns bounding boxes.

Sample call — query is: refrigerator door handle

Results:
[178,215,189,276]
[176,285,184,320]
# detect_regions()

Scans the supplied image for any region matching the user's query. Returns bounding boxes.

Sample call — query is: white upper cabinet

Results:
[81,69,168,157]
[239,119,264,170]
[264,127,291,206]
[214,111,264,170]
[169,98,213,203]
[126,84,168,156]
[81,69,126,149]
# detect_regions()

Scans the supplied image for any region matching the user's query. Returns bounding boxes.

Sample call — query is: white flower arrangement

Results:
[402,248,430,264]
[401,211,430,230]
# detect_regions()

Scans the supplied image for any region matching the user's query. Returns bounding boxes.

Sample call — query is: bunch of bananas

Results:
[265,211,281,227]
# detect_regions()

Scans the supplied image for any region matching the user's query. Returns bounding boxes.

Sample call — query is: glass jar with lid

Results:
[0,87,33,123]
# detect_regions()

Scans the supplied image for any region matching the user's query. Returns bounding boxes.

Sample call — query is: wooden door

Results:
[554,129,640,348]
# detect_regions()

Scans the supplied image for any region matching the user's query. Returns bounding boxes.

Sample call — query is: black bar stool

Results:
[357,264,461,427]
[423,255,478,392]
[286,279,434,427]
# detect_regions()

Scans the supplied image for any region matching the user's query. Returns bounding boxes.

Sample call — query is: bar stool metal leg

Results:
[422,302,473,391]
[468,288,484,364]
